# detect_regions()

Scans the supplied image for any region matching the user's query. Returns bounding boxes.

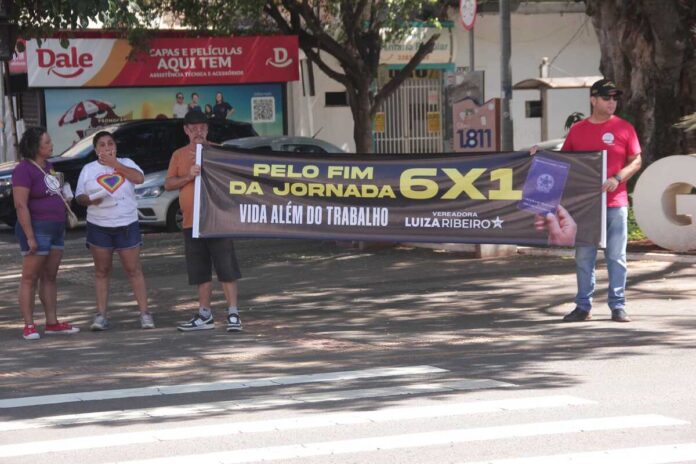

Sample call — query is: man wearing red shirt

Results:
[560,79,642,323]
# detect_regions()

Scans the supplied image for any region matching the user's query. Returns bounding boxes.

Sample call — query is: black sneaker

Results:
[611,308,631,322]
[177,313,214,332]
[226,313,243,332]
[562,307,592,322]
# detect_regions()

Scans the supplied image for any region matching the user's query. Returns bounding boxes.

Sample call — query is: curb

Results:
[405,242,696,264]
[518,246,696,263]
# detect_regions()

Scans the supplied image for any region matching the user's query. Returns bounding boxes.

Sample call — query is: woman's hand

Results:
[76,193,102,207]
[97,149,119,169]
[27,237,38,255]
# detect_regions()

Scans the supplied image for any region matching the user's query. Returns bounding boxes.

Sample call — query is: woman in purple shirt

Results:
[12,127,80,340]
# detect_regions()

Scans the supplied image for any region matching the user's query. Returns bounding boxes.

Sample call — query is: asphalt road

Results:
[0,226,695,463]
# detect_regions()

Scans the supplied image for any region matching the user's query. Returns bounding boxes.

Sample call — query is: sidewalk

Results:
[407,240,696,263]
[0,227,694,399]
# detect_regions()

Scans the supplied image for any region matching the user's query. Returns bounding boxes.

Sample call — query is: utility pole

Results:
[0,0,17,162]
[0,62,5,162]
[469,29,475,72]
[499,0,513,150]
[539,57,549,141]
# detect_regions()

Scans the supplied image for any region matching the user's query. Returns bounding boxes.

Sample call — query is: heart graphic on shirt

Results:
[96,173,125,194]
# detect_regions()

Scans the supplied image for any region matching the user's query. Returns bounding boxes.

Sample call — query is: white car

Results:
[136,136,346,232]
[136,170,182,232]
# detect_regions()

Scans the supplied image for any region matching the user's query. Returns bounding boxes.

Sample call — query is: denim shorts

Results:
[86,221,142,251]
[16,220,65,256]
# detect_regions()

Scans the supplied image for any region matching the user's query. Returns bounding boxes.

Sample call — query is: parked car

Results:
[0,118,256,227]
[520,138,565,151]
[222,135,346,154]
[135,170,183,232]
[136,136,346,231]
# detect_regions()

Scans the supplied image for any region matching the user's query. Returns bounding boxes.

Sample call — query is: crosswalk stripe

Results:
[0,395,592,458]
[99,415,689,464]
[0,378,516,432]
[462,443,696,464]
[0,365,447,409]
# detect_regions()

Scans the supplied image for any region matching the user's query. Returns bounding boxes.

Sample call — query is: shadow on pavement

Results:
[0,227,695,425]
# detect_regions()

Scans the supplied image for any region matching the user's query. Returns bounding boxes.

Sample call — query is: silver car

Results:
[136,136,346,231]
[520,138,566,151]
[222,135,345,153]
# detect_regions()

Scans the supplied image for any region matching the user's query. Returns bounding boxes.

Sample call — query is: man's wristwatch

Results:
[613,174,623,183]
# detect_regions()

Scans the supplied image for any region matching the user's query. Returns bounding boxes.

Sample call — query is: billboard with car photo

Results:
[44,84,285,154]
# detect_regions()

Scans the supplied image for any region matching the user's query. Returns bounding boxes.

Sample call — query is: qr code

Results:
[251,96,276,123]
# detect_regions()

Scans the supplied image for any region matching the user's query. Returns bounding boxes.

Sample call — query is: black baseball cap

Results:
[183,111,208,125]
[590,79,623,97]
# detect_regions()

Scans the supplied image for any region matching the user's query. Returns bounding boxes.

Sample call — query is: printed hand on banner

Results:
[534,204,577,247]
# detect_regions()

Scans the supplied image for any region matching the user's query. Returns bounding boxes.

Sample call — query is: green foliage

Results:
[108,1,446,39]
[13,1,147,39]
[675,113,696,132]
[627,206,646,241]
[564,112,584,132]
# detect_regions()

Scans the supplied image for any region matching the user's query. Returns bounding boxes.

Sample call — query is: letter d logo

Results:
[266,48,292,68]
[274,48,288,63]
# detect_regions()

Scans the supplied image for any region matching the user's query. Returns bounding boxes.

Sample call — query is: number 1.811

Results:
[457,129,492,149]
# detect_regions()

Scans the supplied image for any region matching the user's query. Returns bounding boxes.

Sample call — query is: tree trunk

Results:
[584,0,696,163]
[346,81,375,154]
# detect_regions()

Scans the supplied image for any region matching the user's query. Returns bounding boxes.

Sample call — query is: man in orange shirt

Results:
[165,111,242,332]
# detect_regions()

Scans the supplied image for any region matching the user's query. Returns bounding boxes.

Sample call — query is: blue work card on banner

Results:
[518,156,571,215]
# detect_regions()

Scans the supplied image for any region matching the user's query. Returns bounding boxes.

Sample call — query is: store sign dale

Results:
[27,36,299,87]
[35,46,93,78]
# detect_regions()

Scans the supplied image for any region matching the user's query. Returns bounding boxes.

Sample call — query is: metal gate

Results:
[373,69,443,154]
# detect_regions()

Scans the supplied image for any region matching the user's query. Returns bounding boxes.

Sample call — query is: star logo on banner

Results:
[492,216,504,229]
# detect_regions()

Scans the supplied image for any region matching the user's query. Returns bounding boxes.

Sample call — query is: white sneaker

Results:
[140,312,155,329]
[90,314,110,331]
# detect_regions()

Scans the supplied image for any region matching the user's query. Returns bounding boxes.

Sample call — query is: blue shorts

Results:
[16,220,65,256]
[86,221,142,251]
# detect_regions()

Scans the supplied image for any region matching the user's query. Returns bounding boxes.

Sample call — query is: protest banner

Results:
[193,146,606,247]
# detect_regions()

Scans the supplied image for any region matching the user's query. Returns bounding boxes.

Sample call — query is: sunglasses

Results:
[599,95,620,101]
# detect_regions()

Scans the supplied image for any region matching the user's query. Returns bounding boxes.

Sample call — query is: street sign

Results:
[459,0,477,31]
